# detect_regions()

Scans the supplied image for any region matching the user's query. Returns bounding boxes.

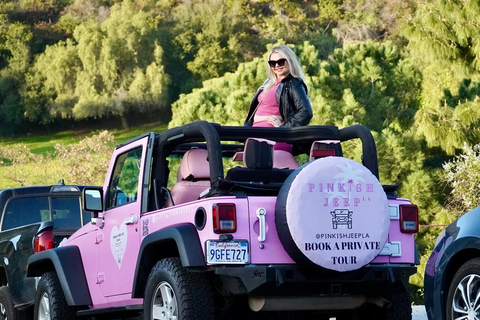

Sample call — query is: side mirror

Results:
[83,188,104,227]
[82,187,103,214]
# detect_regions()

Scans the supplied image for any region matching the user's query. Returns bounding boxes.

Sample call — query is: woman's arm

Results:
[282,81,313,127]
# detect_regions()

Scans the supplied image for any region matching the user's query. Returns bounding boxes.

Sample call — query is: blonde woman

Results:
[244,45,313,128]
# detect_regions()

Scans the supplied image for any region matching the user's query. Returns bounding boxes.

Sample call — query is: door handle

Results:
[123,215,138,225]
[256,208,266,242]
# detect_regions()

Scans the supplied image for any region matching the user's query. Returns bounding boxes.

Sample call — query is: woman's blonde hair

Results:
[264,45,306,91]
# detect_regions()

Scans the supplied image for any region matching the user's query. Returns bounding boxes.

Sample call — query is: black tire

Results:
[446,258,480,320]
[385,291,412,320]
[34,272,77,320]
[0,286,14,320]
[0,286,32,320]
[354,290,411,320]
[143,258,214,320]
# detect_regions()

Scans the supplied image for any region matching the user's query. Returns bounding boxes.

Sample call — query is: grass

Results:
[0,119,170,188]
[0,121,169,155]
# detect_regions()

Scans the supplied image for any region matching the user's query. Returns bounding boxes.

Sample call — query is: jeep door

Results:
[96,133,154,300]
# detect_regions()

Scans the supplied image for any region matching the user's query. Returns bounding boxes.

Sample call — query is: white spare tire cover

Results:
[275,156,390,272]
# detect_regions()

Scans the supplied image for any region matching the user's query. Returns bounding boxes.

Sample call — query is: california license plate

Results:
[206,240,249,264]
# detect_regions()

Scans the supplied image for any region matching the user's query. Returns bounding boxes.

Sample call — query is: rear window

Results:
[2,195,87,231]
[2,197,50,230]
[51,197,83,229]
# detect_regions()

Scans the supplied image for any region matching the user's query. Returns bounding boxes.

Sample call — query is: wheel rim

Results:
[452,274,480,320]
[151,281,177,320]
[38,292,51,320]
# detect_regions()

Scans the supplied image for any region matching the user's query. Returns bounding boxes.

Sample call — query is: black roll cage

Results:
[148,121,379,210]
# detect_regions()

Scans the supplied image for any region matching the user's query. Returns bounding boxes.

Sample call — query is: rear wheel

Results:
[34,272,77,320]
[143,258,214,320]
[353,288,411,320]
[384,291,412,320]
[446,258,480,320]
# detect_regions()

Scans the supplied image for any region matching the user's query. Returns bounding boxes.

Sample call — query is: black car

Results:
[424,206,480,320]
[0,182,93,320]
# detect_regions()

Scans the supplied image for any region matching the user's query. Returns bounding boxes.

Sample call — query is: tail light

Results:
[213,203,236,233]
[399,204,419,233]
[33,229,54,253]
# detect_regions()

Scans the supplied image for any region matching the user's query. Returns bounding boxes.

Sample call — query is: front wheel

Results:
[34,272,77,320]
[0,286,31,320]
[143,258,214,320]
[446,258,480,320]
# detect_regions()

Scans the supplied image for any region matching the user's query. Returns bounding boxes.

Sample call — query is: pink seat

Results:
[170,149,210,205]
[273,150,299,169]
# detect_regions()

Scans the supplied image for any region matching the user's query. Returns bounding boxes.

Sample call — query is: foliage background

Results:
[2,0,480,304]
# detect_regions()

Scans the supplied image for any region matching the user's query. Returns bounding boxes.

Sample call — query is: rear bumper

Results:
[213,263,416,297]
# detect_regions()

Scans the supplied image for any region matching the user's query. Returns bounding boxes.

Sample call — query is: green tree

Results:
[0,15,33,134]
[24,0,170,128]
[405,0,480,74]
[250,0,338,59]
[404,0,480,154]
[333,0,416,43]
[169,57,265,128]
[309,40,421,132]
[171,0,252,83]
[25,38,80,121]
[414,77,480,155]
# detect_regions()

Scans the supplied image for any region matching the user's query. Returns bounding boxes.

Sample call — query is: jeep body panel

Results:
[132,223,205,298]
[27,245,91,306]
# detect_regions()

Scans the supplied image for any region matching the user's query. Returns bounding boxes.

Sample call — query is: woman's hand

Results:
[268,116,284,127]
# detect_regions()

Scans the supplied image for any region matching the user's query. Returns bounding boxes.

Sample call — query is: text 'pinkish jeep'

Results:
[27,121,419,320]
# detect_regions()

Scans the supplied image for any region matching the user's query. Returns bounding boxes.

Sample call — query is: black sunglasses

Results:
[268,58,287,68]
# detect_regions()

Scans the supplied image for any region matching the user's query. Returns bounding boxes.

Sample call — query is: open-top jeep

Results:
[26,121,419,320]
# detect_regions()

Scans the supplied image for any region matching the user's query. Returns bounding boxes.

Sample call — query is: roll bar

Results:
[339,124,379,179]
[156,121,380,185]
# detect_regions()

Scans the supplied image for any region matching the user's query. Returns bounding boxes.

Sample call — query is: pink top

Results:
[252,80,292,152]
[252,81,281,128]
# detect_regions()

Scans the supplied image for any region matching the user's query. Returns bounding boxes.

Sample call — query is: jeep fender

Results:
[27,246,92,306]
[132,223,205,298]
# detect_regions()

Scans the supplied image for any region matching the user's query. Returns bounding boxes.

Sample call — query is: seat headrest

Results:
[243,138,275,169]
[178,148,210,181]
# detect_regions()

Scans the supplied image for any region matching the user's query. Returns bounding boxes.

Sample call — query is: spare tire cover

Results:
[275,156,390,272]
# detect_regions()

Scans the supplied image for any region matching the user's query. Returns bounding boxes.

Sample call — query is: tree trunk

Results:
[120,115,129,130]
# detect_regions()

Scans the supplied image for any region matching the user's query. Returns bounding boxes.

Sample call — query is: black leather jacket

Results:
[244,74,313,127]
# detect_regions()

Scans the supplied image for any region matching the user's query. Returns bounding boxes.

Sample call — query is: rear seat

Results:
[170,148,210,205]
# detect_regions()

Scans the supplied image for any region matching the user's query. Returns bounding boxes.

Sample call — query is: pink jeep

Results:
[27,121,419,320]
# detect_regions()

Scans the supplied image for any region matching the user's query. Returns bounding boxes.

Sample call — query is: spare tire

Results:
[275,156,390,272]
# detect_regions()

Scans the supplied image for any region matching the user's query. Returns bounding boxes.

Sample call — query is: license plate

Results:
[206,240,249,264]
